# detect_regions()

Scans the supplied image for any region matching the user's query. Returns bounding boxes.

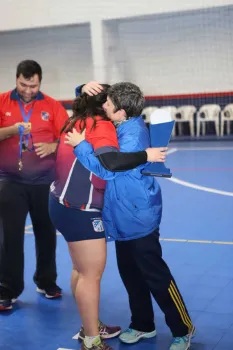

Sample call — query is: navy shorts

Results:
[49,194,105,242]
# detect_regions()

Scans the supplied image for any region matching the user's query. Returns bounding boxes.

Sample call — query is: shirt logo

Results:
[92,218,104,232]
[41,111,50,121]
[5,112,11,117]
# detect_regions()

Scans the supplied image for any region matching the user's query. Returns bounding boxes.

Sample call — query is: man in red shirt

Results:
[0,60,68,311]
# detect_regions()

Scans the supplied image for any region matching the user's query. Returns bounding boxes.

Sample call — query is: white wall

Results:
[0,25,92,99]
[114,5,233,95]
[1,0,233,31]
[0,6,232,98]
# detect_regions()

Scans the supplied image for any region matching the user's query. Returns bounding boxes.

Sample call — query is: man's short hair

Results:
[16,60,42,82]
[108,82,145,118]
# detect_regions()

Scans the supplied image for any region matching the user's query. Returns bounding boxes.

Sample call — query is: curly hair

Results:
[61,84,110,134]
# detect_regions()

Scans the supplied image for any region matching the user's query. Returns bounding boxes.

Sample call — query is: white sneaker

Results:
[119,328,157,344]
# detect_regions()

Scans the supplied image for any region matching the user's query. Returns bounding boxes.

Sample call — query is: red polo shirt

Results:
[0,89,68,184]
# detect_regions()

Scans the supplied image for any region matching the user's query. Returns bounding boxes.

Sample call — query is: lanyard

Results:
[18,98,35,123]
[17,95,37,170]
[18,125,25,171]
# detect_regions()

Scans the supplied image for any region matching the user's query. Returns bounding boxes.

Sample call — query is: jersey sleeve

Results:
[52,101,69,139]
[0,94,3,127]
[86,119,119,153]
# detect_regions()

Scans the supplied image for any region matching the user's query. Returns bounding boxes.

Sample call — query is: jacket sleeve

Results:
[74,141,130,180]
[75,85,84,97]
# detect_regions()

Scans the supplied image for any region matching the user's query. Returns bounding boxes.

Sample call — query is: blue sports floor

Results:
[1,140,233,350]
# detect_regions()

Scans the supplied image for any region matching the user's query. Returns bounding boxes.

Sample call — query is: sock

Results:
[84,335,101,348]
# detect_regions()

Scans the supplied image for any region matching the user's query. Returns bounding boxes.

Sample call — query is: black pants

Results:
[0,181,57,298]
[115,230,193,337]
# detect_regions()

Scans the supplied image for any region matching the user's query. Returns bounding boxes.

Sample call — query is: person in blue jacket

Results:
[65,82,195,350]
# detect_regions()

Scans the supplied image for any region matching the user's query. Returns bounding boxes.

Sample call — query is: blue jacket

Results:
[74,116,162,241]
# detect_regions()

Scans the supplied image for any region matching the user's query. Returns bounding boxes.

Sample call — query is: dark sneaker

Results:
[36,283,62,299]
[78,321,121,341]
[0,298,12,311]
[0,287,14,311]
[81,339,113,350]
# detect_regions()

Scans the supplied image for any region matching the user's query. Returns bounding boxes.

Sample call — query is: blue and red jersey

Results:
[50,117,119,210]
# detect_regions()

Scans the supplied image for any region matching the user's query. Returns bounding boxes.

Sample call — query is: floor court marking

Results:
[168,176,233,197]
[167,148,178,155]
[160,238,233,245]
[171,147,233,151]
[25,147,233,243]
[24,230,233,245]
[163,147,232,244]
[166,148,233,197]
[171,167,233,171]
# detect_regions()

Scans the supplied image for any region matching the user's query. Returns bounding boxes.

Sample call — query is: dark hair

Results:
[16,60,42,82]
[61,84,110,134]
[108,82,145,119]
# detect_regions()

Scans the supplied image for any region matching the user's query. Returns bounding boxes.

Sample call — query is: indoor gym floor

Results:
[1,140,233,350]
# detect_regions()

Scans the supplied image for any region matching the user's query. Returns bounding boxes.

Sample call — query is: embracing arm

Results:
[74,141,127,180]
[73,141,167,178]
[97,150,147,171]
[73,82,166,172]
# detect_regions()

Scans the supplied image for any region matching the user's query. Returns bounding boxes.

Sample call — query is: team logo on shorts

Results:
[92,219,104,232]
[41,111,50,121]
